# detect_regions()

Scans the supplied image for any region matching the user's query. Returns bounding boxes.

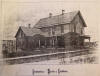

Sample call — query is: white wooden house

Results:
[15,10,90,51]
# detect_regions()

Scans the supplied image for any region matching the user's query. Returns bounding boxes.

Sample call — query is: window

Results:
[61,25,64,33]
[81,28,83,35]
[48,28,51,36]
[52,27,55,35]
[74,21,78,33]
[74,24,76,32]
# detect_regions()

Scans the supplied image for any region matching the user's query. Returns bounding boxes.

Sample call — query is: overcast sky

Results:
[0,0,100,41]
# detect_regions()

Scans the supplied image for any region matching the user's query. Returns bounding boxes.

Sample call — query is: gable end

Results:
[15,27,25,38]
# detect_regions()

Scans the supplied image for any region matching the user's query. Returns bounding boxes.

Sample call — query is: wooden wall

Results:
[72,14,84,35]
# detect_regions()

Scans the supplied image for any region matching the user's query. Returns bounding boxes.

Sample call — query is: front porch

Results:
[35,36,65,49]
[80,35,91,45]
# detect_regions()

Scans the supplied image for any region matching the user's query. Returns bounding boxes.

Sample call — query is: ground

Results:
[0,52,98,76]
[0,48,98,76]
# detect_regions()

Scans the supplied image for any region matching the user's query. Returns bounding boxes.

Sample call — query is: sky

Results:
[0,0,100,41]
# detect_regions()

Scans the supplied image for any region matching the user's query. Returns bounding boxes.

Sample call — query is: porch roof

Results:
[80,35,90,39]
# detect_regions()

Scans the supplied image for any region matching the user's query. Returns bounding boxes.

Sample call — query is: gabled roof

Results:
[15,26,41,37]
[34,10,87,28]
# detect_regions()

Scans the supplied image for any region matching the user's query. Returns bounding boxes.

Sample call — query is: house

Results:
[15,10,90,51]
[15,24,43,50]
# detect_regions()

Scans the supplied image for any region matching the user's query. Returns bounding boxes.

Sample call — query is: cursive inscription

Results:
[32,68,68,75]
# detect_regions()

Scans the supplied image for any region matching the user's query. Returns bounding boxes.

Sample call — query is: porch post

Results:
[50,38,53,48]
[53,38,55,48]
[39,39,40,48]
[89,38,90,42]
[56,36,58,48]
[45,39,46,48]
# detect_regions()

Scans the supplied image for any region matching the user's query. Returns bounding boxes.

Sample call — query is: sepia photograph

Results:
[0,0,100,76]
[2,10,98,65]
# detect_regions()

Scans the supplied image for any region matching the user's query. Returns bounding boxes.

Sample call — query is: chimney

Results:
[49,13,52,18]
[28,24,31,28]
[62,10,65,15]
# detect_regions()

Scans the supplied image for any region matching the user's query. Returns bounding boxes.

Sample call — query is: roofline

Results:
[15,26,26,38]
[78,11,87,27]
[15,27,21,38]
[34,10,87,28]
[34,23,71,29]
[36,10,80,20]
[71,11,87,27]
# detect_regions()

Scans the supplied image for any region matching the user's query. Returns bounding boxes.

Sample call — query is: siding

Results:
[73,14,84,35]
[40,27,50,36]
[40,25,62,36]
[16,29,27,50]
[40,24,70,36]
[64,24,70,33]
[39,14,85,37]
[55,26,61,35]
[69,23,74,32]
[16,29,25,38]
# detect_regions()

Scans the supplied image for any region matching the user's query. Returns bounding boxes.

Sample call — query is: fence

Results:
[2,40,16,58]
[2,39,97,58]
[1,49,91,65]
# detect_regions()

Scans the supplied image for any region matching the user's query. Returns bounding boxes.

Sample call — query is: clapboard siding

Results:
[72,14,84,35]
[14,11,89,54]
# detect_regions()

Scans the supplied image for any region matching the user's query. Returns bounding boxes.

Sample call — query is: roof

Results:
[15,26,41,37]
[63,32,80,37]
[15,10,87,37]
[80,35,91,39]
[34,10,87,28]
